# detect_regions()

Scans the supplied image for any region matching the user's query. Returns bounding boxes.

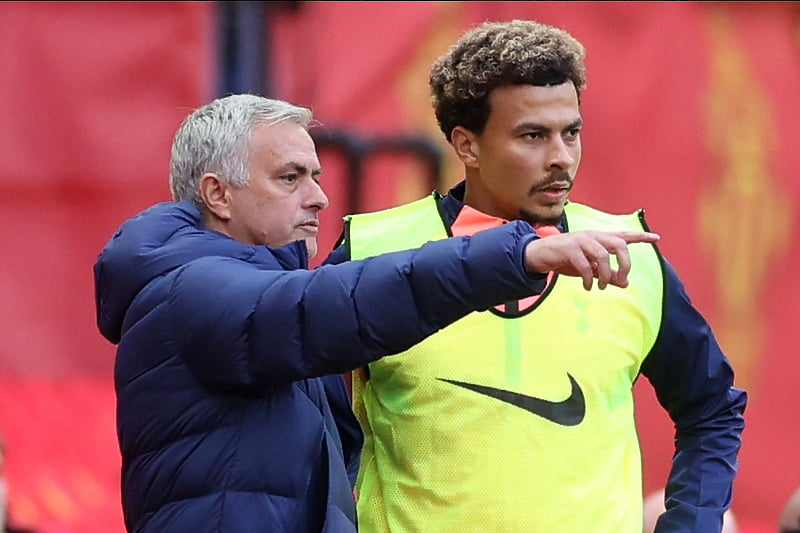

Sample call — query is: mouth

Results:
[298,220,319,235]
[535,182,571,203]
[536,180,571,192]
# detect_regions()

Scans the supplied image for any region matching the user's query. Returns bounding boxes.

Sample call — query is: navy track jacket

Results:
[93,200,546,532]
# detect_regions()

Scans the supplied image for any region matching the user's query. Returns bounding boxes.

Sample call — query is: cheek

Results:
[497,155,537,188]
[260,203,300,244]
[260,208,289,235]
[501,147,540,174]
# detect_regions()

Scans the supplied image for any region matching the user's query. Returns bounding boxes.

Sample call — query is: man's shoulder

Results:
[324,192,450,263]
[348,193,440,221]
[564,201,646,230]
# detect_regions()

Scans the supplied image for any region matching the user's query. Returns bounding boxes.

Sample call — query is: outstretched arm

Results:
[172,222,659,389]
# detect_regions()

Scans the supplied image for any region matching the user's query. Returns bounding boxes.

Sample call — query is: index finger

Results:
[615,231,660,244]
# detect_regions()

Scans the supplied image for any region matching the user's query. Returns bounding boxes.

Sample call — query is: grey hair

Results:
[169,94,314,208]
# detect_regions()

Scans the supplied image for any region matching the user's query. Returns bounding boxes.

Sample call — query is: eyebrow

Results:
[282,161,322,177]
[515,118,584,134]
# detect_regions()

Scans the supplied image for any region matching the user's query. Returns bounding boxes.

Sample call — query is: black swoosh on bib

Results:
[438,373,585,426]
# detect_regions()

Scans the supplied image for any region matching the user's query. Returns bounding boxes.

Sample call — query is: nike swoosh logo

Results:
[438,373,585,426]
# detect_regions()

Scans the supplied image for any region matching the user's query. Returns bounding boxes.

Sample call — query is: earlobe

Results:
[451,126,479,168]
[199,173,231,220]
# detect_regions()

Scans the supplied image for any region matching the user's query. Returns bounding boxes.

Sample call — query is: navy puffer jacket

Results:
[93,201,544,532]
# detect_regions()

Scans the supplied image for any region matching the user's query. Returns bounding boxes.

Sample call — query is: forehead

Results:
[250,121,318,163]
[487,83,580,128]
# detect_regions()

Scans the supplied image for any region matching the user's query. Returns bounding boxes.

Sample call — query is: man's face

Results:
[462,82,582,224]
[225,121,328,257]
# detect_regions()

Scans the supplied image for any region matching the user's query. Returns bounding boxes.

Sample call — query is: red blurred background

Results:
[0,2,797,532]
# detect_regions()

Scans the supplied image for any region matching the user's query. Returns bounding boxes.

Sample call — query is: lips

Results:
[537,181,571,193]
[298,220,319,234]
[534,184,570,205]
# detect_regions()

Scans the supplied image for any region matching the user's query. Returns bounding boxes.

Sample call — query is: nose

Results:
[306,179,329,211]
[547,136,576,170]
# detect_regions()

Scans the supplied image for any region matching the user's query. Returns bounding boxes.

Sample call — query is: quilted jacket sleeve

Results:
[168,221,543,390]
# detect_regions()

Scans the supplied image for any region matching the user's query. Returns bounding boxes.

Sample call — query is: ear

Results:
[450,126,480,168]
[199,173,232,221]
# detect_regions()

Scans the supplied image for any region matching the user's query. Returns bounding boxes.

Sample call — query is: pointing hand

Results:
[523,230,661,290]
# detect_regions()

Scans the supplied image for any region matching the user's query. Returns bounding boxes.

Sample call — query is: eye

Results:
[522,131,544,141]
[565,126,582,140]
[281,173,298,184]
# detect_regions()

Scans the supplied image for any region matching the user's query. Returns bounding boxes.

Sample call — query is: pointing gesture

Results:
[524,230,661,290]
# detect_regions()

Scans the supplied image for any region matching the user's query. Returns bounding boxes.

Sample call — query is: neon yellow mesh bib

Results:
[348,197,664,533]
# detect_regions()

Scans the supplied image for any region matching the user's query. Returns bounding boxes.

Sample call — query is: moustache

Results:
[532,171,573,192]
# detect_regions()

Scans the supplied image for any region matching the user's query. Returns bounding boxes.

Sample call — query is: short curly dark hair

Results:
[429,19,586,142]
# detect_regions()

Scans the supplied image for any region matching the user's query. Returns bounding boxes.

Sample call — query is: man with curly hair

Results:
[325,19,746,532]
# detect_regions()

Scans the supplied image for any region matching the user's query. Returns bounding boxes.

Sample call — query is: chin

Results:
[522,207,564,226]
[305,238,318,259]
